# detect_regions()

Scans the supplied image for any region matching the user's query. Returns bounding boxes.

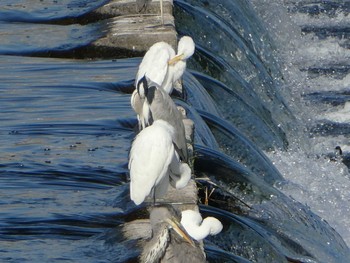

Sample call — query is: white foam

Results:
[252,0,350,247]
[322,102,350,123]
[289,10,350,28]
[268,149,350,246]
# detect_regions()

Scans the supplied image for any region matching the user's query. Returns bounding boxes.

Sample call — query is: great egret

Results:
[139,75,188,162]
[135,41,175,88]
[131,37,195,130]
[181,209,223,241]
[140,206,206,263]
[129,120,191,205]
[134,36,195,95]
[131,41,175,129]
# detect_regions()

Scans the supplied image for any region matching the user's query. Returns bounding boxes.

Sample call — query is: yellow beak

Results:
[168,54,184,65]
[166,217,195,247]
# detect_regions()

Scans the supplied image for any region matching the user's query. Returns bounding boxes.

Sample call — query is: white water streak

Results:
[251,0,350,246]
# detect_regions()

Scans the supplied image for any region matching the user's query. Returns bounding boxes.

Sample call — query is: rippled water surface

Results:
[1,0,350,262]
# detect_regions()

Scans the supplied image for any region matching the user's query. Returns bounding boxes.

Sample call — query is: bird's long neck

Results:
[141,226,169,263]
[146,86,156,105]
[186,219,212,241]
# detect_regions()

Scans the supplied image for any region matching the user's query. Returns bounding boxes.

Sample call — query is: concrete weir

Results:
[90,0,177,55]
[94,0,204,261]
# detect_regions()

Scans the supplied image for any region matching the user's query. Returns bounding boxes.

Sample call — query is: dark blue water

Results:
[1,0,350,262]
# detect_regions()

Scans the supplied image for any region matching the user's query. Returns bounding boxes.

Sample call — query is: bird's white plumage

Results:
[135,41,175,88]
[169,156,191,189]
[129,120,191,205]
[131,36,195,129]
[130,89,144,130]
[181,210,223,241]
[132,41,174,128]
[134,36,195,97]
[178,36,196,60]
[129,120,176,205]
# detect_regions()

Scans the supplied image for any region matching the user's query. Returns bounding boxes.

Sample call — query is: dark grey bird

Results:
[139,75,188,162]
[140,205,206,263]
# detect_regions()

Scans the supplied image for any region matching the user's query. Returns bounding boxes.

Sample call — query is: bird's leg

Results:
[152,187,156,205]
[208,187,215,202]
[204,187,208,205]
[204,187,215,205]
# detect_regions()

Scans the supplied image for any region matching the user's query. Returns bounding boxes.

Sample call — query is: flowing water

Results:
[1,0,350,262]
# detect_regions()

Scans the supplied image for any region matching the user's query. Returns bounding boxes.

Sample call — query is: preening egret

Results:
[134,36,195,95]
[139,75,188,162]
[131,37,195,130]
[181,210,223,241]
[141,206,206,263]
[135,41,175,88]
[129,120,191,205]
[131,41,175,129]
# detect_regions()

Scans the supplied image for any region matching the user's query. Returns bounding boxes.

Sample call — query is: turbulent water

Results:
[1,0,350,262]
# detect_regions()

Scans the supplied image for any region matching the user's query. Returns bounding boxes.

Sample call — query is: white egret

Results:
[131,41,175,129]
[141,206,206,263]
[134,36,195,96]
[131,37,195,158]
[181,210,223,241]
[135,41,175,88]
[128,120,191,205]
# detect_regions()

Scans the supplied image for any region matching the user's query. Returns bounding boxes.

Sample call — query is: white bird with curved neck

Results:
[181,209,223,241]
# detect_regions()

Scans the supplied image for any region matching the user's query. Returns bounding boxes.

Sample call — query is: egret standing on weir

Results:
[128,120,191,205]
[131,36,195,126]
[132,41,174,130]
[134,36,195,94]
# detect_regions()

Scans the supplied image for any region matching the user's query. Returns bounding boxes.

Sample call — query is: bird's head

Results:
[205,217,223,235]
[149,205,195,247]
[168,36,195,65]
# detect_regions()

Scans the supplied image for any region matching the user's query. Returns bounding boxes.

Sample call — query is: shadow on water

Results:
[1,0,350,262]
[0,0,110,23]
